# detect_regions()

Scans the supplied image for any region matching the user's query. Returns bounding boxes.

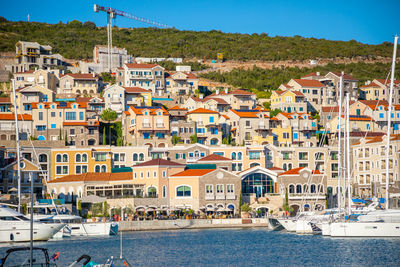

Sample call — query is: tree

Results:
[270,108,283,118]
[190,133,198,144]
[102,127,106,145]
[100,109,118,145]
[77,200,82,216]
[240,203,252,213]
[58,128,62,140]
[172,135,181,145]
[64,132,68,146]
[282,188,289,213]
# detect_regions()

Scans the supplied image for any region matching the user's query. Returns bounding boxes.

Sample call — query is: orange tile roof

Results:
[171,169,215,177]
[134,159,184,167]
[278,167,322,176]
[231,109,259,118]
[123,87,151,93]
[364,134,400,144]
[76,97,104,103]
[168,106,188,111]
[165,71,197,79]
[340,115,374,121]
[129,106,169,115]
[321,106,340,113]
[360,82,380,88]
[301,72,318,78]
[205,97,229,105]
[62,73,98,80]
[329,72,357,80]
[268,167,284,171]
[15,70,34,74]
[125,63,160,69]
[358,100,389,110]
[292,79,324,87]
[270,117,279,121]
[31,102,87,109]
[0,114,32,121]
[222,115,229,120]
[187,108,219,114]
[229,89,255,95]
[230,128,237,132]
[0,97,11,103]
[48,172,132,183]
[375,79,400,86]
[197,154,230,161]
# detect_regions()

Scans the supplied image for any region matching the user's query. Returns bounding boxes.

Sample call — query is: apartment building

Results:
[286,79,326,109]
[14,69,59,90]
[0,114,33,141]
[6,41,65,73]
[270,89,308,113]
[110,146,151,168]
[184,96,230,113]
[0,97,12,113]
[186,108,222,146]
[208,89,256,110]
[58,73,99,96]
[169,168,241,214]
[352,135,400,197]
[103,85,152,115]
[328,115,378,134]
[119,63,165,95]
[51,147,112,180]
[165,70,198,95]
[13,85,55,115]
[324,72,358,100]
[359,79,400,104]
[122,106,170,147]
[166,144,210,164]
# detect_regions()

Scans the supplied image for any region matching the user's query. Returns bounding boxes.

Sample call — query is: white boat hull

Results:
[330,222,400,237]
[295,219,313,234]
[321,222,331,236]
[277,218,297,232]
[67,222,118,236]
[0,222,64,242]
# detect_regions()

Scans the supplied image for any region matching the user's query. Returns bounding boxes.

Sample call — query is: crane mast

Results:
[94,4,170,72]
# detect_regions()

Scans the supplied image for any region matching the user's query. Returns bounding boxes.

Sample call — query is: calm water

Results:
[1,228,400,266]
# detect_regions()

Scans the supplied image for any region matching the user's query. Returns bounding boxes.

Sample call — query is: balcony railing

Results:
[156,123,165,128]
[205,194,214,200]
[142,123,151,128]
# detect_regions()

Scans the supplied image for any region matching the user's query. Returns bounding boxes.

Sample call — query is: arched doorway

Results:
[242,172,275,198]
[290,204,300,216]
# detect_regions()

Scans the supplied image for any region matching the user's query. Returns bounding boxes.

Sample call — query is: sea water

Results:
[1,228,400,266]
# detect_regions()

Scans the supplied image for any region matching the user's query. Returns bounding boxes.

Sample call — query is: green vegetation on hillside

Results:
[0,17,396,61]
[200,62,400,97]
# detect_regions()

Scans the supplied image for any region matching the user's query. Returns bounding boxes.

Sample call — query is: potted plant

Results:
[240,203,252,218]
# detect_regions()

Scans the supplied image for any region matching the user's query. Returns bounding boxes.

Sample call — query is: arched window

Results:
[133,153,138,161]
[310,184,316,194]
[95,165,100,173]
[39,154,47,162]
[318,184,324,193]
[231,152,236,160]
[289,184,295,193]
[238,152,242,160]
[283,163,287,171]
[242,173,275,196]
[250,163,260,168]
[63,154,68,162]
[296,184,302,193]
[194,150,199,158]
[162,186,166,198]
[288,163,292,170]
[75,154,81,162]
[82,153,88,162]
[56,154,62,163]
[176,185,191,197]
[148,187,157,198]
[101,165,107,172]
[303,184,309,193]
[139,153,144,161]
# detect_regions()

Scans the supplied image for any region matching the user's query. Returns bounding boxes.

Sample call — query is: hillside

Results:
[0,17,396,61]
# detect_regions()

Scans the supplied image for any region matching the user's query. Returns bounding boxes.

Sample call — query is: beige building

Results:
[187,108,222,146]
[0,113,33,141]
[13,85,55,115]
[120,63,165,95]
[58,73,99,96]
[14,69,59,90]
[165,71,198,95]
[270,89,308,113]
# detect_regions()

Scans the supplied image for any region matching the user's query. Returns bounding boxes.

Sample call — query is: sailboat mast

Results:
[346,93,351,215]
[12,79,22,213]
[385,35,398,210]
[337,75,343,211]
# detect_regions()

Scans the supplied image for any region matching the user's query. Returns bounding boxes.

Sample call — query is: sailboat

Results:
[329,35,400,237]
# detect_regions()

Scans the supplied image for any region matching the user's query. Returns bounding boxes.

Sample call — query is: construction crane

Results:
[94,4,171,72]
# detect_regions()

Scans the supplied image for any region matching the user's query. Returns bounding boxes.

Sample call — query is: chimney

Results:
[316,72,320,76]
[366,80,371,85]
[199,94,203,99]
[216,89,219,95]
[225,88,228,94]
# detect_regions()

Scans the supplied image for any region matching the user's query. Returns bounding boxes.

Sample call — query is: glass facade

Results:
[242,173,275,197]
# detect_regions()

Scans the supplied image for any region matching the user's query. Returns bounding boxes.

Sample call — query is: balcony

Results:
[215,194,225,200]
[226,194,236,200]
[142,123,151,128]
[205,194,214,200]
[156,123,165,128]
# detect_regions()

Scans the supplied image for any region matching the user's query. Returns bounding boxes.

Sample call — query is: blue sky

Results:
[1,0,399,44]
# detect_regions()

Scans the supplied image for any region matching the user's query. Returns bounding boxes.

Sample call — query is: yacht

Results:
[0,205,64,242]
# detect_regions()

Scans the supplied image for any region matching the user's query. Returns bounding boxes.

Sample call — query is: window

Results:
[246,121,250,127]
[299,152,308,160]
[62,154,68,162]
[206,184,213,194]
[79,112,84,120]
[95,165,100,173]
[56,166,68,175]
[76,165,81,174]
[65,112,76,120]
[209,116,214,123]
[176,185,191,197]
[238,152,242,160]
[56,154,62,162]
[101,165,107,172]
[82,153,88,162]
[139,153,144,161]
[163,171,167,178]
[133,154,138,161]
[227,184,234,193]
[231,152,236,160]
[36,125,46,131]
[162,186,166,198]
[51,123,56,129]
[38,112,43,120]
[216,184,224,194]
[70,129,75,135]
[249,151,260,159]
[95,153,107,161]
[76,154,81,162]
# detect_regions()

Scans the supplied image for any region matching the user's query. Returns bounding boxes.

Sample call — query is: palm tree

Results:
[100,109,118,145]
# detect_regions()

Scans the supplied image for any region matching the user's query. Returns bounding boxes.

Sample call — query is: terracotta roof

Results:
[292,79,324,87]
[301,72,318,78]
[229,89,255,95]
[171,169,215,177]
[268,167,284,171]
[222,115,229,120]
[363,134,400,144]
[231,109,260,118]
[129,106,169,115]
[15,70,34,74]
[165,71,197,79]
[230,128,237,132]
[197,154,230,162]
[168,106,187,111]
[321,106,340,113]
[62,73,98,80]
[75,97,104,103]
[48,172,132,183]
[187,108,219,114]
[125,63,160,69]
[329,72,357,80]
[123,87,152,93]
[0,97,11,103]
[360,82,380,88]
[358,100,389,110]
[63,121,100,126]
[31,102,87,109]
[205,97,229,105]
[375,79,400,86]
[340,115,374,121]
[278,167,322,176]
[0,114,32,121]
[134,159,184,167]
[274,89,303,97]
[270,117,279,121]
